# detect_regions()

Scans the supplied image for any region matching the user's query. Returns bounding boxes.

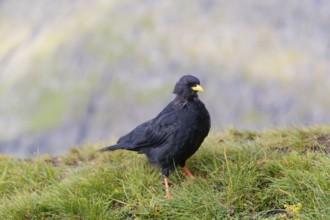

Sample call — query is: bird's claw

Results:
[165,193,174,199]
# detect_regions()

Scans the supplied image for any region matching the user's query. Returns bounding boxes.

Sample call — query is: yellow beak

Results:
[192,84,204,92]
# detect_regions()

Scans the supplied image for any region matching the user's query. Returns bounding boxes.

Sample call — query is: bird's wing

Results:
[117,120,152,144]
[132,111,178,149]
[115,100,178,151]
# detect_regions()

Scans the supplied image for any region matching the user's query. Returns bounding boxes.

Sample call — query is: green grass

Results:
[0,126,330,219]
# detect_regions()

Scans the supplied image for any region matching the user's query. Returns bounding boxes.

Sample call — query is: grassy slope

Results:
[0,126,329,219]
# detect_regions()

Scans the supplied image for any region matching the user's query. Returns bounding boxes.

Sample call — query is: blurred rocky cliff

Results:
[0,0,330,157]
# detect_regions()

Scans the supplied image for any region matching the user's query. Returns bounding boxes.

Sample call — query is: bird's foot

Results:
[165,193,174,199]
[163,176,174,199]
[188,175,196,180]
[182,166,196,179]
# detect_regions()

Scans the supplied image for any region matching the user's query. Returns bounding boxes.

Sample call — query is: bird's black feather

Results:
[100,75,211,177]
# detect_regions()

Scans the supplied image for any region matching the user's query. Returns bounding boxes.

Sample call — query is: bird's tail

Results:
[98,144,123,152]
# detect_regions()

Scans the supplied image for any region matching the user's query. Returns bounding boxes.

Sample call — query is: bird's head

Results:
[173,75,204,99]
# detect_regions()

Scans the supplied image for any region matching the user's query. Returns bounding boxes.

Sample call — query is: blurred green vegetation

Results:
[29,91,67,132]
[0,0,329,156]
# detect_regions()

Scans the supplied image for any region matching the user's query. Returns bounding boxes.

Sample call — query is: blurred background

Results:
[0,0,329,157]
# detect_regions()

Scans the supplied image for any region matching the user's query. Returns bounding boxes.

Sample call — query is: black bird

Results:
[100,75,210,198]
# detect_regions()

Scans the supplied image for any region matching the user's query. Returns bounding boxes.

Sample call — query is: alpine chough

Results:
[100,75,211,198]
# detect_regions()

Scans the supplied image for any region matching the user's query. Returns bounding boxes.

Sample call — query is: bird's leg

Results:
[182,166,195,179]
[163,175,174,199]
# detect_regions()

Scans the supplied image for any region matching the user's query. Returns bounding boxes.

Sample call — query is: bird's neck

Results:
[174,95,198,107]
